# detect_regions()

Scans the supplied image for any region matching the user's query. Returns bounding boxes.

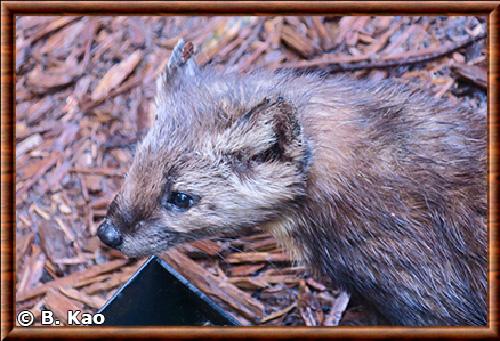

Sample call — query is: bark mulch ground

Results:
[15,16,486,326]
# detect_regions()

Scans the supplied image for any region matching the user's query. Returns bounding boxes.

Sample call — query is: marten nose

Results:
[97,220,123,248]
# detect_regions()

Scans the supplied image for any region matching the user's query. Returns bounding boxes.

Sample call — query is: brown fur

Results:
[100,40,487,326]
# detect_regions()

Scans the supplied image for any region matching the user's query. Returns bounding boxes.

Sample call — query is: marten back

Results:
[98,40,487,326]
[282,79,487,325]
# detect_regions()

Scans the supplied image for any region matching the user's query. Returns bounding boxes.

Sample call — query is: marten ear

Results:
[155,39,199,120]
[165,39,199,77]
[220,96,306,167]
[156,39,199,94]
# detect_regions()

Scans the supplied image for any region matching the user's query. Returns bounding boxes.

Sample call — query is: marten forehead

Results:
[156,70,283,132]
[129,136,221,186]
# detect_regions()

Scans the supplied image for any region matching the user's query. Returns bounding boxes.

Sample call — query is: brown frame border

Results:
[1,1,499,339]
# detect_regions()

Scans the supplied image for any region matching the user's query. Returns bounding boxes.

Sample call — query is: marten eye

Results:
[162,191,199,212]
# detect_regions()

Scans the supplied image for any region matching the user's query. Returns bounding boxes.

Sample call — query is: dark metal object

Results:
[98,256,240,326]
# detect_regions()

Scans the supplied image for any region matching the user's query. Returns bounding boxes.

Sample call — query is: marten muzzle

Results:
[97,220,123,248]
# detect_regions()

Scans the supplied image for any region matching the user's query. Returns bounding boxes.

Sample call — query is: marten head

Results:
[97,40,310,257]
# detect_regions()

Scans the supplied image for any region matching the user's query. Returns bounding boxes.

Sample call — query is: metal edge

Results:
[97,255,241,326]
[154,257,242,326]
[97,256,156,314]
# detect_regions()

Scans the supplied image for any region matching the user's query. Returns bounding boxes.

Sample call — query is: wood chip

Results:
[17,245,46,293]
[17,259,128,302]
[228,276,268,290]
[92,50,143,101]
[59,287,106,309]
[451,63,487,88]
[44,288,84,325]
[162,249,265,324]
[16,134,42,158]
[227,263,266,277]
[55,217,76,242]
[324,291,350,326]
[260,302,297,323]
[225,251,290,264]
[17,152,62,199]
[28,17,81,45]
[82,267,138,294]
[191,239,222,257]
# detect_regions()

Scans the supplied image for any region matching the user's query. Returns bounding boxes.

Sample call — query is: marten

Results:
[97,40,487,326]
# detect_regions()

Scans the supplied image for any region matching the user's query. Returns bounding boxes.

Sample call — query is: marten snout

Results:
[97,219,123,248]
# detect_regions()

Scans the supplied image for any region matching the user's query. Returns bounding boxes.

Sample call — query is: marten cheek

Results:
[163,221,189,233]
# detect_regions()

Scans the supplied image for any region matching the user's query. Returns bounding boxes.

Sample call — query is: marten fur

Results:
[97,40,487,326]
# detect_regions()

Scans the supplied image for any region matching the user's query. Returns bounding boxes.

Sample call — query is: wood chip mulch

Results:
[15,15,486,326]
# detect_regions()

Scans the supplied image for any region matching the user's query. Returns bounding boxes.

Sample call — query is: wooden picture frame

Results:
[1,1,498,339]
